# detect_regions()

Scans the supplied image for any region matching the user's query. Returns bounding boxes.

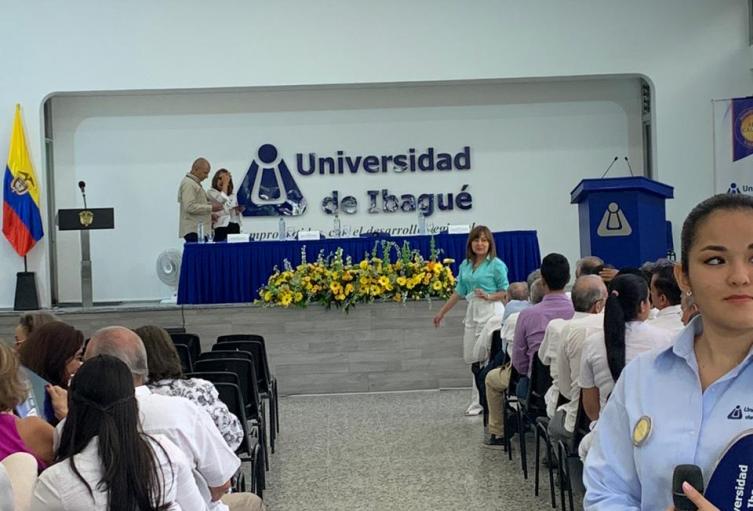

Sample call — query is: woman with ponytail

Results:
[30,355,207,511]
[579,273,673,422]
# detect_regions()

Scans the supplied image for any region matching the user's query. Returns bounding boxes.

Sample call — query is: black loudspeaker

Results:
[14,272,40,311]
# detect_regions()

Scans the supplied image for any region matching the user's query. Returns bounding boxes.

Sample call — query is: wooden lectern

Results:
[57,208,114,308]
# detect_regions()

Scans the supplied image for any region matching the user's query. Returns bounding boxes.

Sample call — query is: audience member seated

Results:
[540,275,608,424]
[1,452,37,511]
[14,312,58,350]
[499,276,545,356]
[135,325,244,450]
[579,274,673,425]
[648,260,683,333]
[680,289,699,326]
[83,326,264,511]
[18,322,83,389]
[549,280,607,441]
[501,282,530,321]
[30,355,208,510]
[574,256,604,278]
[0,343,54,470]
[483,254,575,447]
[511,253,575,399]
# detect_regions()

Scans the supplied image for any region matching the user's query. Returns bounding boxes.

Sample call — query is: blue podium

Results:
[570,177,674,269]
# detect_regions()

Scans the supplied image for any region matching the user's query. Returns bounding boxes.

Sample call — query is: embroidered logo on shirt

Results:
[727,405,753,420]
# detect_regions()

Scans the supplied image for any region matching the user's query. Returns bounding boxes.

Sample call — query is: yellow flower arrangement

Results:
[256,240,456,311]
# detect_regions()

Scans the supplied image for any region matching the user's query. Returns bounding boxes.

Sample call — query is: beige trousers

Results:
[221,492,266,511]
[485,366,511,436]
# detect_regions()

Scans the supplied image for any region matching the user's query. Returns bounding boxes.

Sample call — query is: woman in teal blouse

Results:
[433,225,510,415]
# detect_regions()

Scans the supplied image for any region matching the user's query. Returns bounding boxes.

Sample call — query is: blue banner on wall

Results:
[733,98,753,162]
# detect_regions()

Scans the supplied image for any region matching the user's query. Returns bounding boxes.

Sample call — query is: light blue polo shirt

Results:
[454,257,509,298]
[583,316,753,510]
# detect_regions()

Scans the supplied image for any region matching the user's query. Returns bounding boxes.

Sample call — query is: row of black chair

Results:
[170,332,279,498]
[493,347,589,509]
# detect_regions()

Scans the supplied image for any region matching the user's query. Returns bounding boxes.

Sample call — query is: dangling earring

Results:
[686,290,693,297]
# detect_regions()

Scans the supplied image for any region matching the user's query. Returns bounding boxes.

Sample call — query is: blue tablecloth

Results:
[177,231,541,305]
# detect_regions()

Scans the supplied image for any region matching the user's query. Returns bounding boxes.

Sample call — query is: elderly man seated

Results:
[65,327,265,511]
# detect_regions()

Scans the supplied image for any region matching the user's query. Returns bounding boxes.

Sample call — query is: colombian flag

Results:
[3,105,44,257]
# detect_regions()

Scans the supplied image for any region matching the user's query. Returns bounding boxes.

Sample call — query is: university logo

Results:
[728,405,743,420]
[728,183,742,194]
[597,202,632,237]
[236,144,307,217]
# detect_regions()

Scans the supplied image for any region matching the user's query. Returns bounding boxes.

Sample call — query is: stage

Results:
[0,301,468,396]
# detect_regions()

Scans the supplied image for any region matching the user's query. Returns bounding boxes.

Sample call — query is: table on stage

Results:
[177,231,541,305]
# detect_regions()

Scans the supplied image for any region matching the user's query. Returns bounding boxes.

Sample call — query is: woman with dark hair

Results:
[14,312,58,349]
[579,274,673,422]
[432,225,509,415]
[208,169,243,242]
[134,325,243,450]
[18,321,83,388]
[30,355,207,510]
[583,193,753,510]
[0,343,54,469]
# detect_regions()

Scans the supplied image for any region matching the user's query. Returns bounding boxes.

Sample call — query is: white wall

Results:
[50,79,641,302]
[0,0,750,307]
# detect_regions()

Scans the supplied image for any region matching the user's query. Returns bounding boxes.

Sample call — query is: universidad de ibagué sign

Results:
[296,146,473,217]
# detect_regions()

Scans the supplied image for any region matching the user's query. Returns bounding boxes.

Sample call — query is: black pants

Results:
[214,222,241,242]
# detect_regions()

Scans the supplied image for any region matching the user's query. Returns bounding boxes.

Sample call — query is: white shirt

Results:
[148,378,244,451]
[538,311,589,418]
[556,313,604,432]
[647,304,683,334]
[500,312,520,356]
[207,189,242,229]
[580,321,674,411]
[30,434,207,511]
[133,386,240,511]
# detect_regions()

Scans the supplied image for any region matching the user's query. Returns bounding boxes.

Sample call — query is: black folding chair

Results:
[216,335,278,435]
[199,350,254,364]
[173,343,193,374]
[217,334,266,346]
[214,382,265,497]
[192,358,269,470]
[502,366,522,459]
[513,352,552,480]
[557,391,590,511]
[170,333,201,366]
[213,341,279,451]
[535,392,569,508]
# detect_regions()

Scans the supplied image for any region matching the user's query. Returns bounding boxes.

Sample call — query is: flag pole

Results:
[23,255,28,272]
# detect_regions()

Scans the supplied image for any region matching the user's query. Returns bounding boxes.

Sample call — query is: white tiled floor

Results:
[262,389,569,510]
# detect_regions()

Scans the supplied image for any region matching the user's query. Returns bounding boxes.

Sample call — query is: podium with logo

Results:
[57,208,115,308]
[570,177,674,268]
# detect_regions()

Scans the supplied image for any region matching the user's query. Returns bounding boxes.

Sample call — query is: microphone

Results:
[600,156,619,178]
[78,181,88,210]
[673,464,704,510]
[624,156,635,176]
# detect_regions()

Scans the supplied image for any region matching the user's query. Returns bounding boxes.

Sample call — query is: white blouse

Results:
[580,321,674,410]
[148,378,243,451]
[207,189,242,229]
[30,434,208,511]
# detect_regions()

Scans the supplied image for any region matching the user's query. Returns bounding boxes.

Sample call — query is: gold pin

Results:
[632,416,652,447]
